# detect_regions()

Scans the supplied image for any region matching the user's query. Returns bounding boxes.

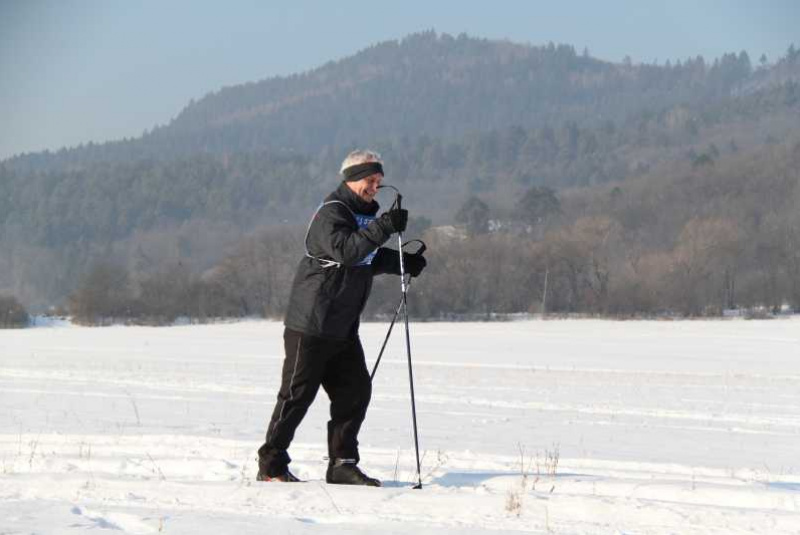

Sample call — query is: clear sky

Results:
[1,0,798,160]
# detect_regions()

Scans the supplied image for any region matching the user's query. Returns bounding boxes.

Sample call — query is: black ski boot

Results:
[257,467,301,483]
[326,459,381,487]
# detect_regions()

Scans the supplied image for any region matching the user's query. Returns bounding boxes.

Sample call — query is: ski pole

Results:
[395,193,424,490]
[370,296,403,381]
[370,240,426,381]
[377,185,424,489]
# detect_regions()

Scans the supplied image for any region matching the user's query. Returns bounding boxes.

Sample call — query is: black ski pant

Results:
[258,328,372,476]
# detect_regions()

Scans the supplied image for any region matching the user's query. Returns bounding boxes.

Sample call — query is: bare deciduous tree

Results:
[68,261,133,325]
[0,295,29,328]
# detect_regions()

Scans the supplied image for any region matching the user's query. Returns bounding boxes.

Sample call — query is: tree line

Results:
[65,135,800,324]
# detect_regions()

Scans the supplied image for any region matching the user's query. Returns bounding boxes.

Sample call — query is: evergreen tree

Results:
[515,186,561,228]
[455,196,490,236]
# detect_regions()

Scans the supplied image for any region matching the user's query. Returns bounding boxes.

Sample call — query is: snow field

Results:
[1,319,799,533]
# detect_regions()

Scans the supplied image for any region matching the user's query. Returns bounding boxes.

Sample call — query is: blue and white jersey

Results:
[353,213,378,266]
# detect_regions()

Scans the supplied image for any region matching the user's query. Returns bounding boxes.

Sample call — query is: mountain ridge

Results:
[8,31,796,171]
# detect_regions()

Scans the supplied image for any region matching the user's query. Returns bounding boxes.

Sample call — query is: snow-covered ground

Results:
[2,318,799,534]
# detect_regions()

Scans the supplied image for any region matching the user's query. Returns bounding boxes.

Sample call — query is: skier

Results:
[257,149,427,486]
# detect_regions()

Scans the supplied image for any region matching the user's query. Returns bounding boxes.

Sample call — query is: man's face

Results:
[347,172,383,203]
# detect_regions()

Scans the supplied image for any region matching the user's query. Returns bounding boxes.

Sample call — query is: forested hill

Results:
[6,32,798,172]
[2,32,800,312]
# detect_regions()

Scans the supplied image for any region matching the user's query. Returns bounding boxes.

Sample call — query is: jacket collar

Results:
[331,181,380,216]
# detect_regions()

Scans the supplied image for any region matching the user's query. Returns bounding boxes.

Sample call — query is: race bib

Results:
[354,213,378,266]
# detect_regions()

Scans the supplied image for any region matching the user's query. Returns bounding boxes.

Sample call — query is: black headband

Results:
[342,162,384,182]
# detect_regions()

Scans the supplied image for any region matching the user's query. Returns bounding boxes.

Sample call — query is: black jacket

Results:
[284,182,399,340]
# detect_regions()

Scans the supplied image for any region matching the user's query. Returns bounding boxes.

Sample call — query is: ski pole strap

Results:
[303,201,349,268]
[402,239,427,256]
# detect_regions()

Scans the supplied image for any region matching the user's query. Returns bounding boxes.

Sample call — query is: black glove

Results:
[380,208,408,234]
[403,252,427,277]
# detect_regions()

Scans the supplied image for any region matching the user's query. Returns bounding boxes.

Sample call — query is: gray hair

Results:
[339,149,383,174]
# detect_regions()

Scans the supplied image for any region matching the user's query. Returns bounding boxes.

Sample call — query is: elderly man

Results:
[257,149,427,486]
